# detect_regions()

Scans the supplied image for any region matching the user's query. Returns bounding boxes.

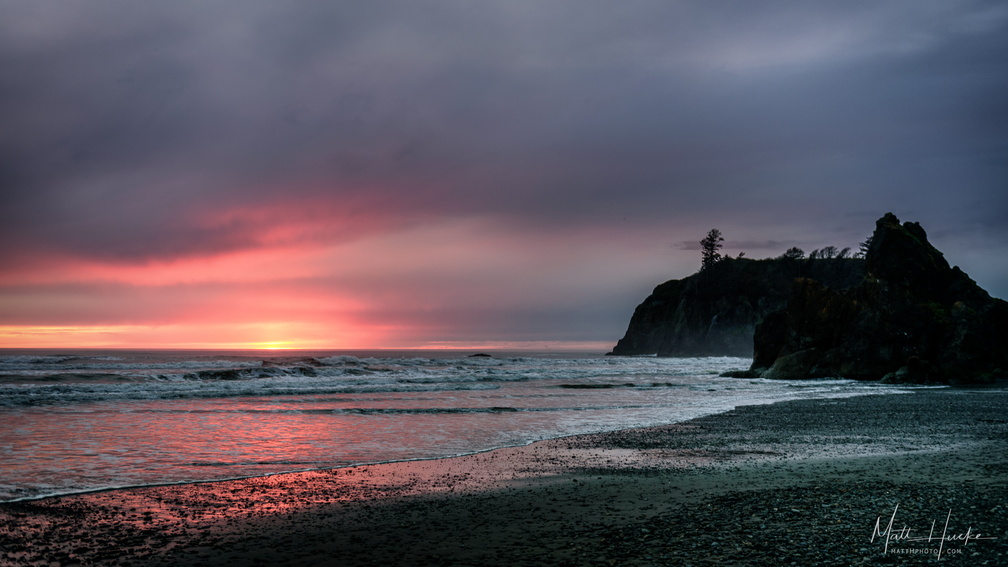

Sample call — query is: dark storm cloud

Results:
[2,1,1006,284]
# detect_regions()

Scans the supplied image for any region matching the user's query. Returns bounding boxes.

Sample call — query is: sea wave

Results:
[0,352,761,407]
[0,352,922,502]
[0,380,503,407]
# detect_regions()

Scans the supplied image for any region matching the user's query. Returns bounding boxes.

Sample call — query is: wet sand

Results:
[2,388,1007,566]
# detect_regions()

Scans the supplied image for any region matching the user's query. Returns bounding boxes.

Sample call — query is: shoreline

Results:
[0,388,901,506]
[0,375,870,506]
[2,389,1007,565]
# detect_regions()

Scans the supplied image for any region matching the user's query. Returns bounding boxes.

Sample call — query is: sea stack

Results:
[608,251,864,357]
[750,213,1008,384]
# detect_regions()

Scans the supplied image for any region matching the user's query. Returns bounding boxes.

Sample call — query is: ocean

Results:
[0,349,916,502]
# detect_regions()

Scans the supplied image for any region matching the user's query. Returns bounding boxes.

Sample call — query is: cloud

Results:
[1,1,1006,346]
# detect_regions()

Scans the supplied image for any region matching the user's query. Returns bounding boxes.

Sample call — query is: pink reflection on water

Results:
[0,421,786,565]
[2,383,638,500]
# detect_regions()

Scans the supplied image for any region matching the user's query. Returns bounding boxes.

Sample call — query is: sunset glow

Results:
[0,323,353,350]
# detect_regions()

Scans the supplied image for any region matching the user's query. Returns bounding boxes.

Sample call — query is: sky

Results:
[1,1,1006,350]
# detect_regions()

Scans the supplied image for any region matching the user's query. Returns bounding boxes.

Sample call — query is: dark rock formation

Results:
[608,255,864,357]
[749,213,1008,384]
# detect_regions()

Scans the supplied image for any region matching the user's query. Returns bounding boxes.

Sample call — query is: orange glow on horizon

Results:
[249,342,297,350]
[0,325,613,352]
[0,323,373,350]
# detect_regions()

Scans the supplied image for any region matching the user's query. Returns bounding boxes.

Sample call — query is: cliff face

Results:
[608,256,864,357]
[750,213,1008,383]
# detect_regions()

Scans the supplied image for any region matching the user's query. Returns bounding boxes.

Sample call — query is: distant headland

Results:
[609,213,1008,384]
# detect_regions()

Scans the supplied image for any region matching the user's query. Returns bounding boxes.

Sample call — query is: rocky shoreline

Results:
[2,389,1006,566]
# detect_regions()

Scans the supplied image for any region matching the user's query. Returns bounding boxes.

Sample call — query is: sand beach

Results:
[2,388,1006,566]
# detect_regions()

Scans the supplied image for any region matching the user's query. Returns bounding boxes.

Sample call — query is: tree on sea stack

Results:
[700,228,724,271]
[781,246,805,260]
